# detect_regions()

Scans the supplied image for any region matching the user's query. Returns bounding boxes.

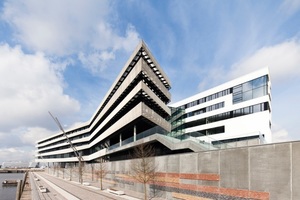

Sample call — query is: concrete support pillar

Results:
[120,133,122,147]
[134,125,136,142]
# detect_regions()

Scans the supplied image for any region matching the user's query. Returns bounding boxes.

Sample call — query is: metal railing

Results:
[107,126,265,152]
[108,126,167,151]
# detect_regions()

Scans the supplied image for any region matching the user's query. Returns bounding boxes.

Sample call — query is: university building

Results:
[169,67,272,147]
[35,41,271,164]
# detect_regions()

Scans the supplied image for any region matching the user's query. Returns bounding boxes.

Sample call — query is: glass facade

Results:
[171,75,270,140]
[186,102,225,118]
[179,126,225,139]
[212,135,260,145]
[182,88,231,109]
[184,102,269,129]
[232,75,268,104]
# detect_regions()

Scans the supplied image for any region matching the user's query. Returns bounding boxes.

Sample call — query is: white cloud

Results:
[116,25,141,52]
[20,127,56,146]
[280,0,300,15]
[82,24,140,74]
[229,39,300,83]
[2,0,110,55]
[0,126,55,148]
[0,147,35,163]
[2,0,140,74]
[272,123,293,143]
[78,50,115,74]
[0,43,81,162]
[0,44,80,131]
[196,65,228,92]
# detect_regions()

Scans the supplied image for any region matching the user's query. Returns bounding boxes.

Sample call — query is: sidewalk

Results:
[34,172,140,200]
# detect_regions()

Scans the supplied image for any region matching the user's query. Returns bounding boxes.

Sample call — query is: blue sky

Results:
[0,0,300,163]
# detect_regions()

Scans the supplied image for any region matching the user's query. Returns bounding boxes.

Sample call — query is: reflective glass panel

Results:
[252,76,266,89]
[244,107,250,114]
[243,90,252,101]
[233,85,242,93]
[253,86,266,98]
[253,104,261,112]
[243,81,252,92]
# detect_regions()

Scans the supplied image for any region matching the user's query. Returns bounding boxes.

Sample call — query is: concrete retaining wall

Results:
[103,141,300,200]
[50,141,300,199]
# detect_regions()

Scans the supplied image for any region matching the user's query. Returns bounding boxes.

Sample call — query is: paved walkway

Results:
[33,172,140,200]
[21,172,67,200]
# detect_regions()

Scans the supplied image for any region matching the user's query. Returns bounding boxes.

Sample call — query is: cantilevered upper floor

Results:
[35,42,273,164]
[35,41,173,163]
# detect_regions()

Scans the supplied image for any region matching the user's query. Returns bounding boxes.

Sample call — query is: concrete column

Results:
[120,133,122,147]
[134,125,136,142]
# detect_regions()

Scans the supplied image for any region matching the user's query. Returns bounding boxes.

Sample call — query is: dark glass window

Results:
[184,102,269,129]
[233,75,268,104]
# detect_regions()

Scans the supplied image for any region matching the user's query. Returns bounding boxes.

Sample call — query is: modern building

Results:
[35,41,271,164]
[36,41,173,163]
[169,67,272,147]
